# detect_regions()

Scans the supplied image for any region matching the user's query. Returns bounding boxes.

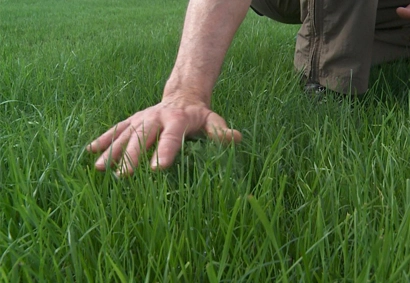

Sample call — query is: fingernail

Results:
[151,158,164,169]
[115,163,127,176]
[95,159,105,166]
[113,171,121,179]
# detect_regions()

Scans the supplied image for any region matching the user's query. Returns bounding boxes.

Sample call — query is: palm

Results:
[87,99,241,176]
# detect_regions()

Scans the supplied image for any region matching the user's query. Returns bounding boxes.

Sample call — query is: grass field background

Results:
[1,0,410,282]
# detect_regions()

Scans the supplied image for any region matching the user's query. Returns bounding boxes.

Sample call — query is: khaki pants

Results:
[251,0,410,93]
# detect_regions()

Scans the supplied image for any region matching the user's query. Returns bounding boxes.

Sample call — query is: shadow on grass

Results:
[367,59,410,105]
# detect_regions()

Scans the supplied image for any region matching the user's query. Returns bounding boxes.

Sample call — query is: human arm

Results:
[397,5,410,19]
[87,0,251,176]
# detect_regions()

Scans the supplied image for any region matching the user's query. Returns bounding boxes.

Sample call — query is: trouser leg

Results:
[250,0,301,24]
[294,0,381,94]
[250,0,410,94]
[372,1,410,65]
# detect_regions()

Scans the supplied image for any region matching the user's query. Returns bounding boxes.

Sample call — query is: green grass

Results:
[1,0,410,282]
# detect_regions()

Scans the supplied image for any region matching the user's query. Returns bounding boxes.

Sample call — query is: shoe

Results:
[304,82,328,103]
[304,82,327,94]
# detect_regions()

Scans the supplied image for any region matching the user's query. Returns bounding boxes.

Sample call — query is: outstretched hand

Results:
[397,5,410,19]
[87,96,242,176]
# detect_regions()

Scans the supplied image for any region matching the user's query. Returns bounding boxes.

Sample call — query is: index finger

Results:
[87,119,134,153]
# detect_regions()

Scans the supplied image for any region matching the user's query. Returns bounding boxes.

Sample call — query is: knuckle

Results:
[161,133,181,144]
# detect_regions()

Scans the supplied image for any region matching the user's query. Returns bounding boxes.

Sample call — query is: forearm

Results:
[164,0,252,106]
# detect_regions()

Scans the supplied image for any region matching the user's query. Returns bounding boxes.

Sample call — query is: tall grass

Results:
[1,0,410,282]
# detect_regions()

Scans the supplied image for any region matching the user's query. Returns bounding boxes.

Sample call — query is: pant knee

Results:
[251,0,301,24]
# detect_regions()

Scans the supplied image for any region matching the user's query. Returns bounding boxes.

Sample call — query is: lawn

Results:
[1,0,410,282]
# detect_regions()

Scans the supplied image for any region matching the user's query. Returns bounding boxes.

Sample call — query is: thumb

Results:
[204,112,242,144]
[397,5,410,19]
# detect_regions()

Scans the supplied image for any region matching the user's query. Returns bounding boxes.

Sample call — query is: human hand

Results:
[87,96,242,176]
[397,5,410,19]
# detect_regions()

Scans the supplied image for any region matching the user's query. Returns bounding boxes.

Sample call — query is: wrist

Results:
[163,75,212,107]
